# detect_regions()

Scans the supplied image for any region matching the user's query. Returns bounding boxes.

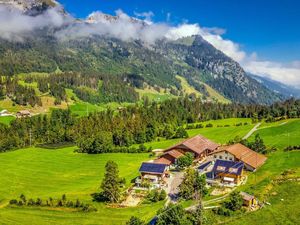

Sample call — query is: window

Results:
[229,168,238,173]
[217,166,226,171]
[214,155,217,158]
[229,158,233,161]
[225,157,228,160]
[219,156,223,159]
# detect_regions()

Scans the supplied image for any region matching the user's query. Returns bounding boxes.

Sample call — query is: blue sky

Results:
[58,0,300,63]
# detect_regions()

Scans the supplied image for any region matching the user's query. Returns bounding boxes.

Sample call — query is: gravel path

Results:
[242,122,261,140]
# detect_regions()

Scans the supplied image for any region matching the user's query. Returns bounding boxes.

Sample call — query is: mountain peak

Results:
[0,0,58,14]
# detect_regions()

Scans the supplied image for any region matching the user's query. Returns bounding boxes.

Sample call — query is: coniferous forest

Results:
[1,97,300,152]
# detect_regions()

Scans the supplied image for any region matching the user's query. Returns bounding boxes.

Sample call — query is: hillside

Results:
[249,73,300,98]
[0,1,284,105]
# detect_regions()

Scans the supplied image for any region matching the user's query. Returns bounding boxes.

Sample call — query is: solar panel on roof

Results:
[139,162,167,174]
[198,161,211,170]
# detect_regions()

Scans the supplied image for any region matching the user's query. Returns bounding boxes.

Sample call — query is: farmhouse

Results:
[0,109,9,116]
[210,143,267,171]
[205,159,244,184]
[159,135,220,163]
[138,162,168,186]
[154,149,184,165]
[16,110,31,118]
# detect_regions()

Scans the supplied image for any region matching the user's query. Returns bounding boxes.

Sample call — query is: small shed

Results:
[240,192,258,207]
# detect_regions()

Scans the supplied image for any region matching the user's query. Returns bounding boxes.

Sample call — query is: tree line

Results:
[1,97,300,152]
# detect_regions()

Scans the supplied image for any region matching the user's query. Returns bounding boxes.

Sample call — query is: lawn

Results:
[0,147,162,225]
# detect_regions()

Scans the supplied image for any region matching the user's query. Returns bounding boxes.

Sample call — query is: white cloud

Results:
[165,23,201,40]
[0,6,66,41]
[0,5,298,87]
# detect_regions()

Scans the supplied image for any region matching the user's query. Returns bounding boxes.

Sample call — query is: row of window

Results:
[214,155,233,161]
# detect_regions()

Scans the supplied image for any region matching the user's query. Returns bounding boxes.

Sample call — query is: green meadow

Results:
[0,147,163,225]
[0,118,299,224]
[0,116,15,126]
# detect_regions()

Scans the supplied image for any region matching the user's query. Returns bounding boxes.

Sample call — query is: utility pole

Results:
[29,128,32,147]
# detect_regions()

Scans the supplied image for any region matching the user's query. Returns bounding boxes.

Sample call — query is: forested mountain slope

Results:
[0,0,283,104]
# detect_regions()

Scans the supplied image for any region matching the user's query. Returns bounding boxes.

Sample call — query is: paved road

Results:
[242,122,261,140]
[165,171,184,206]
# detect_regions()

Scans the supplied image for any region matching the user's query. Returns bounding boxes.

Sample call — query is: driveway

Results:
[243,122,261,140]
[164,171,184,205]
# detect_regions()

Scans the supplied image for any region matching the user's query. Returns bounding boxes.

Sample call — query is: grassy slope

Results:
[222,182,300,225]
[0,116,15,125]
[136,118,253,149]
[0,147,162,225]
[0,118,299,224]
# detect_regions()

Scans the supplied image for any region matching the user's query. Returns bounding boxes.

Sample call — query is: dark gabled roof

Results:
[139,162,167,174]
[165,135,220,155]
[198,161,212,170]
[212,159,244,176]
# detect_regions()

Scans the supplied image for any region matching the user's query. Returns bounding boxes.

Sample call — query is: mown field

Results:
[0,116,15,126]
[135,118,254,149]
[0,147,163,225]
[0,118,299,225]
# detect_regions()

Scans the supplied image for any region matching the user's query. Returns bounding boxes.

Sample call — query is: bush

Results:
[9,199,18,205]
[146,189,166,202]
[205,123,213,128]
[213,206,232,216]
[159,190,167,201]
[177,152,194,169]
[195,124,204,129]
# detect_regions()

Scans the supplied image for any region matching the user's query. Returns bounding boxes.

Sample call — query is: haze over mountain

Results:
[0,0,286,104]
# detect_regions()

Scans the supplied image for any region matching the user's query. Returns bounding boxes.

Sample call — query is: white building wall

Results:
[210,151,235,161]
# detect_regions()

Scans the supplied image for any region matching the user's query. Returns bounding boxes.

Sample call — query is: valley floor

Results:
[0,118,299,224]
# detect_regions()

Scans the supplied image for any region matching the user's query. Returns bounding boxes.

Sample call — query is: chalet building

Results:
[0,109,9,116]
[138,162,168,185]
[206,159,244,184]
[210,143,267,171]
[240,192,258,208]
[159,135,220,163]
[153,149,184,165]
[16,110,31,118]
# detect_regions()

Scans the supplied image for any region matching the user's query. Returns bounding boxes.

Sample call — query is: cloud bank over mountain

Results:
[0,3,299,87]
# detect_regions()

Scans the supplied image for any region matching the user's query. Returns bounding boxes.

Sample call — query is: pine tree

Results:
[100,161,120,203]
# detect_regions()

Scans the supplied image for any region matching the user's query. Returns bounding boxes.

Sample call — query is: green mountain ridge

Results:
[0,2,284,105]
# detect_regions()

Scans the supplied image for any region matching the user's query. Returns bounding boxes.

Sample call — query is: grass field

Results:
[0,116,15,125]
[0,147,163,225]
[249,119,300,149]
[223,182,300,225]
[135,118,254,150]
[0,118,299,224]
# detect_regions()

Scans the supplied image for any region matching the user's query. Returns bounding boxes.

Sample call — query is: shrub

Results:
[205,123,213,128]
[9,199,18,205]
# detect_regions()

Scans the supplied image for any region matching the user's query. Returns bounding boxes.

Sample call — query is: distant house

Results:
[16,110,31,118]
[210,143,267,171]
[138,162,168,184]
[161,135,220,162]
[240,192,258,207]
[0,109,9,116]
[206,159,244,184]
